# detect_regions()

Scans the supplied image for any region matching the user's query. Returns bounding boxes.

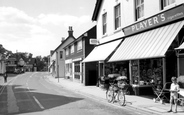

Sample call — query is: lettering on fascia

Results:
[131,13,166,32]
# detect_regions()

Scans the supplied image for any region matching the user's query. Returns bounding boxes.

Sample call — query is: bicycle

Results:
[106,76,128,106]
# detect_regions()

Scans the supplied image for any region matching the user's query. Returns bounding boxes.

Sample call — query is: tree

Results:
[0,44,12,59]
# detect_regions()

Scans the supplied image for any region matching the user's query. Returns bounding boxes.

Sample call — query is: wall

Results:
[56,36,75,78]
[96,0,184,43]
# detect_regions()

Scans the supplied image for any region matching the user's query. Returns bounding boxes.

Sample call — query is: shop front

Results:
[73,58,83,83]
[108,4,184,95]
[82,39,122,82]
[65,59,73,79]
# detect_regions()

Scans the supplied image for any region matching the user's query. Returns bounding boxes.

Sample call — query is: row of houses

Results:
[6,56,37,73]
[49,0,184,95]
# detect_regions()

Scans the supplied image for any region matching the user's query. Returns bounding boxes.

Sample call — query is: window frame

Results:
[135,0,144,20]
[102,12,107,35]
[60,51,63,59]
[114,3,121,30]
[161,0,175,9]
[77,40,82,51]
[70,44,74,54]
[66,48,69,56]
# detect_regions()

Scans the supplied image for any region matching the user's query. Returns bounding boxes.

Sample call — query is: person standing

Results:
[168,77,180,113]
[3,72,7,83]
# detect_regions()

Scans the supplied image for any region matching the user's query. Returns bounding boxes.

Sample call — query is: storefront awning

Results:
[175,42,184,50]
[109,21,184,62]
[48,61,55,68]
[82,39,122,63]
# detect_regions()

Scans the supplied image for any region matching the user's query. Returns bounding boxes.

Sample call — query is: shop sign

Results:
[123,4,184,36]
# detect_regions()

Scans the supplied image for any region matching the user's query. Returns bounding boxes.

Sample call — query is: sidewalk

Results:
[47,74,183,115]
[0,74,18,92]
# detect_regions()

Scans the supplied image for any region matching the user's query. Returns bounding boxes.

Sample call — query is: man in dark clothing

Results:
[3,72,7,83]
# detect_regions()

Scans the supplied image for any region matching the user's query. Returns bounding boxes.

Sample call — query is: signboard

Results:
[123,4,184,36]
[90,39,99,45]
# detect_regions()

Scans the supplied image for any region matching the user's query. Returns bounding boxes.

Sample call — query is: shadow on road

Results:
[0,84,84,115]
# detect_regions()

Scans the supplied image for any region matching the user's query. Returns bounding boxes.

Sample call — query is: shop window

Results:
[139,59,163,86]
[74,61,80,79]
[102,12,107,35]
[114,4,121,30]
[135,0,144,21]
[131,60,139,84]
[131,59,163,86]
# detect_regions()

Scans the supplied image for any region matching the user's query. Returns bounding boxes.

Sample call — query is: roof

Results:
[92,0,103,21]
[63,26,96,49]
[51,36,76,56]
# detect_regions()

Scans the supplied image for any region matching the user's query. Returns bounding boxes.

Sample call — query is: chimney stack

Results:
[68,26,73,37]
[61,37,65,43]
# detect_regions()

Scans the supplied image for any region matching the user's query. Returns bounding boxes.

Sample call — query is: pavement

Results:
[45,73,184,115]
[0,73,184,115]
[0,74,17,94]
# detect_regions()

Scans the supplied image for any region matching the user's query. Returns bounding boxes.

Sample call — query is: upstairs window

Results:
[135,0,144,20]
[60,51,63,59]
[102,12,107,35]
[71,44,74,54]
[77,40,82,51]
[66,48,69,56]
[161,0,175,9]
[114,4,121,30]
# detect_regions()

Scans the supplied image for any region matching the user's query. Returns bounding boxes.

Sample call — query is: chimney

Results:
[61,37,65,43]
[68,26,73,37]
[50,50,54,55]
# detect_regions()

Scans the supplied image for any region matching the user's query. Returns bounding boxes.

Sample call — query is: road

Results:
[0,72,157,115]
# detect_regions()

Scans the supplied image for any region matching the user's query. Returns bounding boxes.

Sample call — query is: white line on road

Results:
[33,96,45,110]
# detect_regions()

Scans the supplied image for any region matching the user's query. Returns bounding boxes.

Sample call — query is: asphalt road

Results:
[0,72,158,115]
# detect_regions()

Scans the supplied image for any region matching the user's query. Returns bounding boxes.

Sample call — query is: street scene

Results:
[0,72,155,115]
[1,0,184,115]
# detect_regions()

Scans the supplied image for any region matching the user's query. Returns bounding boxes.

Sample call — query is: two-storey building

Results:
[49,26,75,78]
[64,26,97,85]
[84,0,184,95]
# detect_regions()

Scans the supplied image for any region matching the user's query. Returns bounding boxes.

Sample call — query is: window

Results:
[77,40,82,51]
[66,48,69,56]
[114,4,121,30]
[102,12,107,35]
[135,0,144,20]
[60,51,63,59]
[161,0,175,9]
[71,45,74,54]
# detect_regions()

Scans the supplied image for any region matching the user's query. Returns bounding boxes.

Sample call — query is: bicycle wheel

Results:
[106,88,114,103]
[118,90,125,106]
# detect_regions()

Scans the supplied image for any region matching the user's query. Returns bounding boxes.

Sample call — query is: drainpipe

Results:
[162,58,166,84]
[56,51,59,82]
[176,50,180,78]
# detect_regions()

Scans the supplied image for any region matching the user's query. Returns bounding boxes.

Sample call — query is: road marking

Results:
[33,96,45,110]
[7,81,19,113]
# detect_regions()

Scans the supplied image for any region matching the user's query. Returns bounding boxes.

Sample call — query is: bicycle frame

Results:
[106,79,126,106]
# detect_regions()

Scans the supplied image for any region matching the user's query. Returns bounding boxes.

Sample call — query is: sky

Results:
[0,0,96,57]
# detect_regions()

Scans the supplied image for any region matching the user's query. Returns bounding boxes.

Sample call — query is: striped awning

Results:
[82,39,122,63]
[109,21,184,62]
[175,42,184,50]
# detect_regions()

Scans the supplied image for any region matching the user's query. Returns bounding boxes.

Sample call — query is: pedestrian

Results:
[3,72,7,83]
[168,76,180,113]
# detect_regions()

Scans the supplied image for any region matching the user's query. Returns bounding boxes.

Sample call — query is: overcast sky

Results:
[0,0,96,57]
